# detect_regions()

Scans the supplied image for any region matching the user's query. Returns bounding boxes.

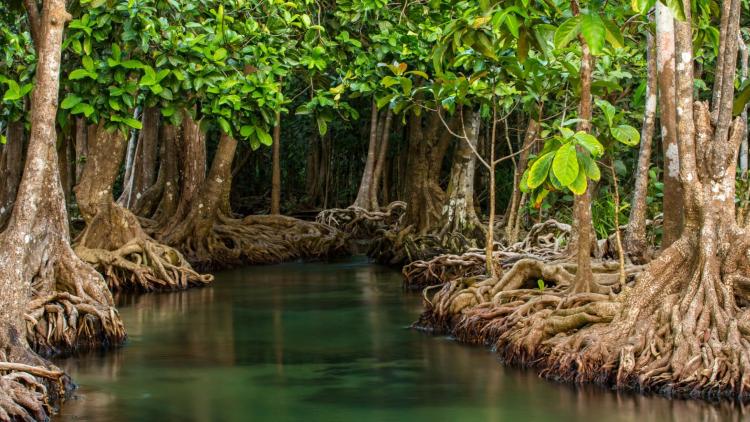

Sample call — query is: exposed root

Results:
[316,201,406,239]
[0,368,53,421]
[75,238,213,292]
[506,219,571,257]
[24,292,125,357]
[174,214,350,271]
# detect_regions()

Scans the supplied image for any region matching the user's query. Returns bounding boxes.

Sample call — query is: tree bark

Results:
[0,121,25,230]
[439,108,483,240]
[656,3,683,248]
[119,106,160,210]
[74,122,211,291]
[624,30,657,263]
[353,99,380,210]
[370,109,392,210]
[0,2,124,417]
[570,30,596,293]
[271,112,282,215]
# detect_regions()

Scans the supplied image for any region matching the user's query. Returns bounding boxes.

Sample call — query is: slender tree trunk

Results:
[58,127,74,204]
[624,30,658,263]
[271,112,282,215]
[353,99,380,210]
[504,117,539,243]
[119,107,160,210]
[370,109,392,210]
[656,3,683,248]
[571,31,596,293]
[739,38,748,178]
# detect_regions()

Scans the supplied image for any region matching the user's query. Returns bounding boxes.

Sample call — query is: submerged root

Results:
[75,238,213,292]
[316,201,406,239]
[175,214,350,271]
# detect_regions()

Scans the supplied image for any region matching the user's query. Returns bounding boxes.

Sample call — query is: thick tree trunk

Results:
[624,31,657,263]
[0,2,124,417]
[439,109,483,240]
[0,121,25,230]
[402,111,452,234]
[656,3,683,248]
[353,99,380,210]
[74,117,87,184]
[74,122,211,291]
[271,112,282,215]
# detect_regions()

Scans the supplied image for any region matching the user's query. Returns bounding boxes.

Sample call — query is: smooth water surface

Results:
[56,259,744,421]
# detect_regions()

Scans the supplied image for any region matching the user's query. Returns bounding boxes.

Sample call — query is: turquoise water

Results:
[56,259,742,421]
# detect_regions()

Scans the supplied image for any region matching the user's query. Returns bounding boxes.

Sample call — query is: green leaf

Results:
[632,0,655,13]
[580,13,605,55]
[527,151,555,189]
[217,117,232,135]
[552,143,579,186]
[568,166,588,195]
[554,16,581,49]
[579,152,601,181]
[733,80,750,115]
[611,125,640,146]
[603,18,624,49]
[256,128,273,146]
[574,132,604,157]
[661,0,686,21]
[61,94,83,110]
[240,125,255,138]
[69,69,96,80]
[2,80,21,101]
[122,117,143,130]
[71,102,95,117]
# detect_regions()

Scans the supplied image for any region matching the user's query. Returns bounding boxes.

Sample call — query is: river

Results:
[55,258,743,421]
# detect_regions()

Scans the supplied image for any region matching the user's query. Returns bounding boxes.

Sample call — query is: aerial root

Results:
[316,201,406,239]
[177,214,349,271]
[75,237,214,292]
[24,292,126,357]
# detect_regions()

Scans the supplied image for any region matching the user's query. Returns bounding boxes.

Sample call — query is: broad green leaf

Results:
[218,117,232,135]
[660,0,686,20]
[568,166,588,195]
[257,128,273,146]
[61,95,83,110]
[69,69,96,80]
[580,13,605,55]
[611,124,640,146]
[122,117,143,130]
[2,80,21,101]
[578,152,601,181]
[554,16,581,49]
[559,127,575,139]
[527,151,555,189]
[603,18,624,48]
[240,125,255,138]
[632,0,655,13]
[733,80,750,115]
[552,143,579,186]
[574,132,604,157]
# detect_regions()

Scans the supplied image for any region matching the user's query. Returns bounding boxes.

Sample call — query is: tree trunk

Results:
[504,117,540,243]
[74,117,87,184]
[0,121,25,230]
[624,30,657,264]
[353,99,380,210]
[271,112,282,215]
[656,3,683,248]
[74,122,211,291]
[439,108,483,240]
[402,111,451,234]
[570,34,596,293]
[0,2,124,417]
[119,107,160,210]
[370,109,393,210]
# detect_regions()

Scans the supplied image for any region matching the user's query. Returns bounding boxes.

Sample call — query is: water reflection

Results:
[55,259,745,421]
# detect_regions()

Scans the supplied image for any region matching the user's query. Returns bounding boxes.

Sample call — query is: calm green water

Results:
[56,259,743,421]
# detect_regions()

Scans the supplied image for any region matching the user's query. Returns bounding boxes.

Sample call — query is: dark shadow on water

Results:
[55,259,747,421]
